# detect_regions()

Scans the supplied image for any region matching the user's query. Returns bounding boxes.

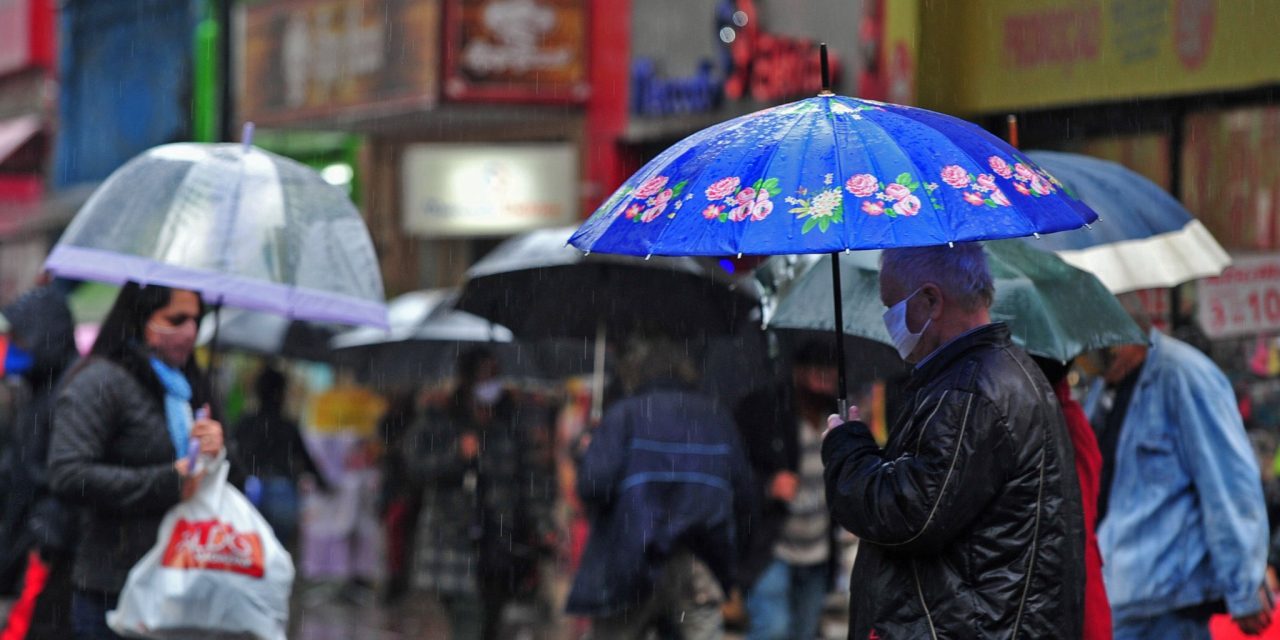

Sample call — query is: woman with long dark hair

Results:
[48,282,225,640]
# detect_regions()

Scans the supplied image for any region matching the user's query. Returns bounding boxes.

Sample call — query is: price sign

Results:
[1197,256,1280,338]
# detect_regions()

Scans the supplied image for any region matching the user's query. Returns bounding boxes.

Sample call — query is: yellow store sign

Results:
[918,0,1280,115]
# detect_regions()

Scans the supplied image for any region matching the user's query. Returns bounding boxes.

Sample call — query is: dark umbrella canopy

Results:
[330,288,591,390]
[197,309,336,362]
[455,226,757,340]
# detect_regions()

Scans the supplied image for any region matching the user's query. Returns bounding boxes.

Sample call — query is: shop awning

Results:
[0,115,40,166]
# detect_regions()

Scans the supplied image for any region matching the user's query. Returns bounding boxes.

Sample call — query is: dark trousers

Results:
[70,591,121,640]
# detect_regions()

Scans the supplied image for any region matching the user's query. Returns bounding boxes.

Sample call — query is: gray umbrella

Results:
[197,309,336,362]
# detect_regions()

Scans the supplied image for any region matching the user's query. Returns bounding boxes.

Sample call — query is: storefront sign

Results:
[631,0,839,117]
[443,0,588,102]
[1198,255,1280,338]
[919,0,1280,115]
[1182,105,1280,252]
[239,0,441,126]
[401,143,577,237]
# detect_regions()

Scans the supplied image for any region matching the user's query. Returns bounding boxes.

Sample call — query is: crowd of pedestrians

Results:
[0,241,1277,639]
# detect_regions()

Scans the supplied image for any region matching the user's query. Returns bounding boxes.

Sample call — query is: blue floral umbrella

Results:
[570,105,1096,257]
[569,48,1099,408]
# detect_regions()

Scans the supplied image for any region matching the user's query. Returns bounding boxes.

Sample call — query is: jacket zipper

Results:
[1009,355,1049,639]
[1011,446,1047,638]
[912,559,939,640]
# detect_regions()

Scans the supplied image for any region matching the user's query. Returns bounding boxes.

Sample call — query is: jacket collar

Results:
[909,323,1011,387]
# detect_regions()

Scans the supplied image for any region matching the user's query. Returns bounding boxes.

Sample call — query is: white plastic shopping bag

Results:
[107,458,295,639]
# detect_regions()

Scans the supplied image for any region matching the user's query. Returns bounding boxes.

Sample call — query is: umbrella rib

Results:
[741,104,818,254]
[828,99,852,251]
[840,100,909,250]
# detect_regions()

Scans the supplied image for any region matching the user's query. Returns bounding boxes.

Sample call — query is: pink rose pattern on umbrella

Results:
[834,171,927,229]
[698,177,780,224]
[933,156,1060,209]
[615,156,1064,232]
[620,176,689,223]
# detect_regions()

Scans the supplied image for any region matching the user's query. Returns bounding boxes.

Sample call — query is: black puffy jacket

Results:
[49,357,183,594]
[823,324,1085,639]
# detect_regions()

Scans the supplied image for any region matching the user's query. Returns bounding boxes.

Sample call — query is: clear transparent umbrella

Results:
[43,136,387,328]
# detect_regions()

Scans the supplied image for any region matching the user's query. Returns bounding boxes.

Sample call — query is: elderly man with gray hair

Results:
[822,242,1086,639]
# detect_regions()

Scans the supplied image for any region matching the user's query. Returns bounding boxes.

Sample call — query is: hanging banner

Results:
[239,0,441,126]
[919,0,1280,115]
[1198,255,1280,339]
[442,0,588,103]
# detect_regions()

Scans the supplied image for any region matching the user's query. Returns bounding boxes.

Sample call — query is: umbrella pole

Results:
[830,252,849,418]
[208,300,222,411]
[590,320,607,423]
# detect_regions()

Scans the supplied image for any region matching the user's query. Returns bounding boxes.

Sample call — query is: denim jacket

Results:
[1087,330,1267,622]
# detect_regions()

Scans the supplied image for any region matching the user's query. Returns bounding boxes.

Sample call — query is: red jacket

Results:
[1056,379,1113,640]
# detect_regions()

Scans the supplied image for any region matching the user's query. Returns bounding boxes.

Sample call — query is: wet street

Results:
[284,579,848,640]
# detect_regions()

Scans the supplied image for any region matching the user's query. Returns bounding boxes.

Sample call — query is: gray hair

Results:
[880,243,995,311]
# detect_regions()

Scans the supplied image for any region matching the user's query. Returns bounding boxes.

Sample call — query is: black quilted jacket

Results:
[823,324,1085,639]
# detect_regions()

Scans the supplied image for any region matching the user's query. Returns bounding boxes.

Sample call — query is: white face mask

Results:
[882,287,931,362]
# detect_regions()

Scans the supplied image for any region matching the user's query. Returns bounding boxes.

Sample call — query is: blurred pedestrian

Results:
[1086,296,1272,639]
[376,391,418,605]
[1035,357,1113,640]
[0,286,78,639]
[231,365,326,550]
[567,337,756,640]
[407,346,555,640]
[823,243,1085,639]
[733,340,838,640]
[48,283,224,640]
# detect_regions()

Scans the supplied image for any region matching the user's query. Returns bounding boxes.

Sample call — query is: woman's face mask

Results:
[882,287,931,362]
[145,290,201,367]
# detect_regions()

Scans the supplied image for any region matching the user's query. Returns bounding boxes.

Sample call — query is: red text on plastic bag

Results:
[161,518,265,578]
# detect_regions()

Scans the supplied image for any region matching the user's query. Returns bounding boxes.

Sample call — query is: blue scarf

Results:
[150,357,193,458]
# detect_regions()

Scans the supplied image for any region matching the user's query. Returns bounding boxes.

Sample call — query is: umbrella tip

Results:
[737,252,742,259]
[844,248,851,254]
[948,241,955,248]
[1033,232,1042,239]
[1084,222,1093,230]
[645,254,652,261]
[819,43,831,94]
